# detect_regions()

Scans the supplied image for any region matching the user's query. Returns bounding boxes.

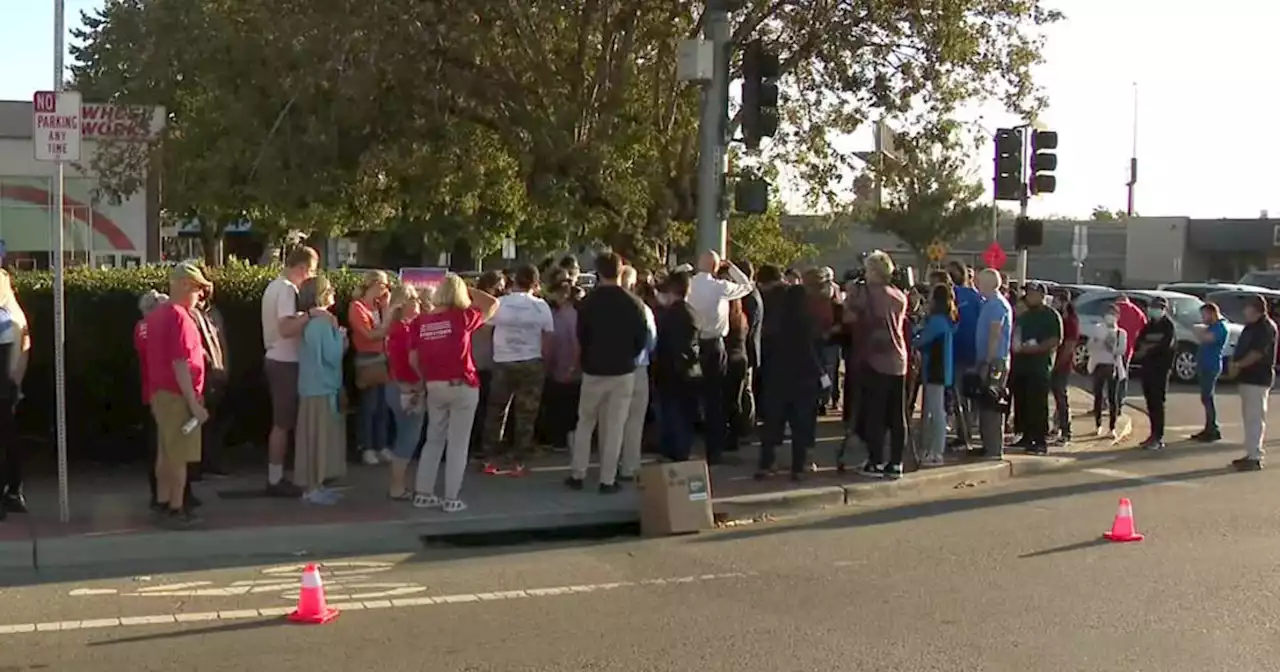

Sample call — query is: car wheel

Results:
[1173,344,1198,384]
[1073,341,1089,374]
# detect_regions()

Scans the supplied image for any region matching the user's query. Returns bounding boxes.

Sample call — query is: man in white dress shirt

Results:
[688,250,754,464]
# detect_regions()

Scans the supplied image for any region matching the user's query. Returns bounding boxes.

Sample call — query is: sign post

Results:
[1071,224,1088,284]
[34,0,75,524]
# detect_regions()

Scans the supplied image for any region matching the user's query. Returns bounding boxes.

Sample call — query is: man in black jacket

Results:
[1134,297,1176,450]
[755,265,823,480]
[566,253,649,493]
[738,260,763,437]
[653,272,700,462]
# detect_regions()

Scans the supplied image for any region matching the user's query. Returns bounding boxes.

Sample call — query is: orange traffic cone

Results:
[1102,497,1144,542]
[287,563,340,624]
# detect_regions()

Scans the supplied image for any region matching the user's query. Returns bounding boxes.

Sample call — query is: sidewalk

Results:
[0,386,1145,575]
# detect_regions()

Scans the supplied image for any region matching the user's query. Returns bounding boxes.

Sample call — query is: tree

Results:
[1090,206,1129,221]
[70,0,1060,266]
[861,120,993,262]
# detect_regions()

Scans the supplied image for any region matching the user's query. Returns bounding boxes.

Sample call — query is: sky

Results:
[1,0,1275,221]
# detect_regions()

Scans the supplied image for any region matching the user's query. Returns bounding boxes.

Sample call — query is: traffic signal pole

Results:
[1017,123,1030,285]
[695,1,733,257]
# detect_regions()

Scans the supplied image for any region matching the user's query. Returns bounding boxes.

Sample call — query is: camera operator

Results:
[843,251,909,480]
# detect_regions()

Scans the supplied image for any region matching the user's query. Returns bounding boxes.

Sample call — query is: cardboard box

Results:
[637,460,714,536]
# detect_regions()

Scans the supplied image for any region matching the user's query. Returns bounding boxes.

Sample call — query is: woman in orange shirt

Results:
[349,270,393,466]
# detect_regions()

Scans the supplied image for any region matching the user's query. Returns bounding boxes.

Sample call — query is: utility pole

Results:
[1126,82,1138,217]
[53,0,71,524]
[695,0,735,257]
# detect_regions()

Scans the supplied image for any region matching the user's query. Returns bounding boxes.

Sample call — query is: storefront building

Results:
[0,99,164,269]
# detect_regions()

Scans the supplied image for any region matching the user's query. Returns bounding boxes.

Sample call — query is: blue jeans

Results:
[657,387,696,462]
[1199,370,1220,432]
[359,383,390,451]
[384,385,425,460]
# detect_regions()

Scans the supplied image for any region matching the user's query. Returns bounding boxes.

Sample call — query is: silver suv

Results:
[1071,289,1241,384]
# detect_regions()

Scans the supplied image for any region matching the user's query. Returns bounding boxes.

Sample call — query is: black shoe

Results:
[966,448,989,459]
[1197,430,1221,443]
[753,469,776,481]
[1026,443,1050,456]
[1233,458,1263,472]
[1009,437,1032,449]
[858,462,885,478]
[2,494,28,514]
[883,463,903,480]
[202,464,232,478]
[265,479,304,498]
[160,509,203,530]
[598,482,621,495]
[564,476,585,491]
[149,500,168,515]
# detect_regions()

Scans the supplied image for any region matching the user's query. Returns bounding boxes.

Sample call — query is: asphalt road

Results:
[2,415,1278,671]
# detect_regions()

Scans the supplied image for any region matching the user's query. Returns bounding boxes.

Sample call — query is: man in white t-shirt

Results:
[481,264,555,475]
[260,246,330,497]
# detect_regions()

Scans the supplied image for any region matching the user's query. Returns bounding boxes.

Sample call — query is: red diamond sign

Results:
[982,242,1007,269]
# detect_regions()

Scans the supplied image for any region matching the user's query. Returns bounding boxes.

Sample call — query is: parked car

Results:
[1205,288,1280,368]
[1054,283,1112,303]
[1157,282,1268,299]
[1238,270,1280,290]
[1070,289,1242,384]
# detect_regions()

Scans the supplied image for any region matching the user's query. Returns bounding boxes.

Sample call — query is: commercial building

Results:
[786,214,1280,287]
[0,99,165,269]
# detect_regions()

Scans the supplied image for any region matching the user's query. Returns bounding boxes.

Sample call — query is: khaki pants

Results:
[620,366,649,478]
[570,373,636,485]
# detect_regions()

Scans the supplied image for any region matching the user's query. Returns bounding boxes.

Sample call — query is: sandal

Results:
[442,499,468,513]
[388,490,414,502]
[412,493,442,509]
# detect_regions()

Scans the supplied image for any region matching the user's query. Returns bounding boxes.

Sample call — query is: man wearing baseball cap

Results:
[144,261,212,528]
[1010,282,1062,454]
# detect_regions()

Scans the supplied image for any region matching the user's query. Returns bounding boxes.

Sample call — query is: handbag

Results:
[354,353,390,389]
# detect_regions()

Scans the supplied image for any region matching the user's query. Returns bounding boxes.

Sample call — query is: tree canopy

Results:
[70,0,1060,267]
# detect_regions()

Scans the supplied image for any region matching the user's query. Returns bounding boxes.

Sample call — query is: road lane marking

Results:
[1084,467,1201,488]
[14,572,754,637]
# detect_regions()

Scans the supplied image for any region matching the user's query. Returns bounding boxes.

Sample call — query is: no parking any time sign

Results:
[32,90,82,162]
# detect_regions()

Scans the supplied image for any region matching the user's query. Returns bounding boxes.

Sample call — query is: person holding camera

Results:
[971,269,1013,459]
[689,251,755,465]
[843,251,909,480]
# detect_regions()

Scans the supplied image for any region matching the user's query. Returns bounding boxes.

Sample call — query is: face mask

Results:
[1148,308,1165,319]
[1103,315,1118,327]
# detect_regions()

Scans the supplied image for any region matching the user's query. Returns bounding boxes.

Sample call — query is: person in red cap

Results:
[1112,294,1147,414]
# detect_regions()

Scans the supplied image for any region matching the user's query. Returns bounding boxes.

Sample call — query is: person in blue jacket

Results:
[1193,302,1230,442]
[947,261,984,448]
[914,283,957,466]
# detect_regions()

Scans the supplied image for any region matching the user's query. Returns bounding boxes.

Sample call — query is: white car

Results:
[1070,289,1242,384]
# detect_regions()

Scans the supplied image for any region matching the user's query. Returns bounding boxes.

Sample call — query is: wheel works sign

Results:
[79,103,166,141]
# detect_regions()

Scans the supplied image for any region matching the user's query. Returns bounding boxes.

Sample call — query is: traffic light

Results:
[1030,130,1057,194]
[993,128,1024,201]
[733,177,770,215]
[1014,216,1044,249]
[741,40,780,150]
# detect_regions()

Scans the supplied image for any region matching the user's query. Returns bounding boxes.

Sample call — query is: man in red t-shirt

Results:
[145,263,211,528]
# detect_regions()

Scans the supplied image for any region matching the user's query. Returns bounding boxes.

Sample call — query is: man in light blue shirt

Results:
[620,266,657,478]
[973,268,1013,458]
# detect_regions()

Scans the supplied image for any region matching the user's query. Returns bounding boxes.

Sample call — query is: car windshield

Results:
[1162,296,1209,326]
[1239,272,1280,290]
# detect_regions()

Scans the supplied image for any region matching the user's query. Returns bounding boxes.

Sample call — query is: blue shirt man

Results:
[953,284,984,367]
[1198,317,1228,376]
[975,291,1013,363]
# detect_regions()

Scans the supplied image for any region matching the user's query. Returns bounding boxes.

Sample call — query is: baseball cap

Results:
[1024,281,1047,295]
[171,261,213,288]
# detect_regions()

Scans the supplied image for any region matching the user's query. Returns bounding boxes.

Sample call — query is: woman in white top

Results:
[1087,303,1128,437]
[0,269,30,517]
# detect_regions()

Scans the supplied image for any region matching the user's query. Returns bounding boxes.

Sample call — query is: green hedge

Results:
[12,261,366,461]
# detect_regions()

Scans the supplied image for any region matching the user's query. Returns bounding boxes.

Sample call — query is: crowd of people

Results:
[108,246,1280,530]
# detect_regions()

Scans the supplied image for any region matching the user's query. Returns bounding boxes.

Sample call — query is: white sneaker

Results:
[1095,425,1107,438]
[1116,416,1133,442]
[378,448,395,463]
[922,454,945,467]
[361,449,380,466]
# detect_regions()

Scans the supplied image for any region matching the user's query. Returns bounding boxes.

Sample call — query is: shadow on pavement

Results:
[692,465,1232,545]
[86,618,289,646]
[1018,538,1110,559]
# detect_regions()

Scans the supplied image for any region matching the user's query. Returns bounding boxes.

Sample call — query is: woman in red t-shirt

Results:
[383,284,427,500]
[408,275,499,512]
